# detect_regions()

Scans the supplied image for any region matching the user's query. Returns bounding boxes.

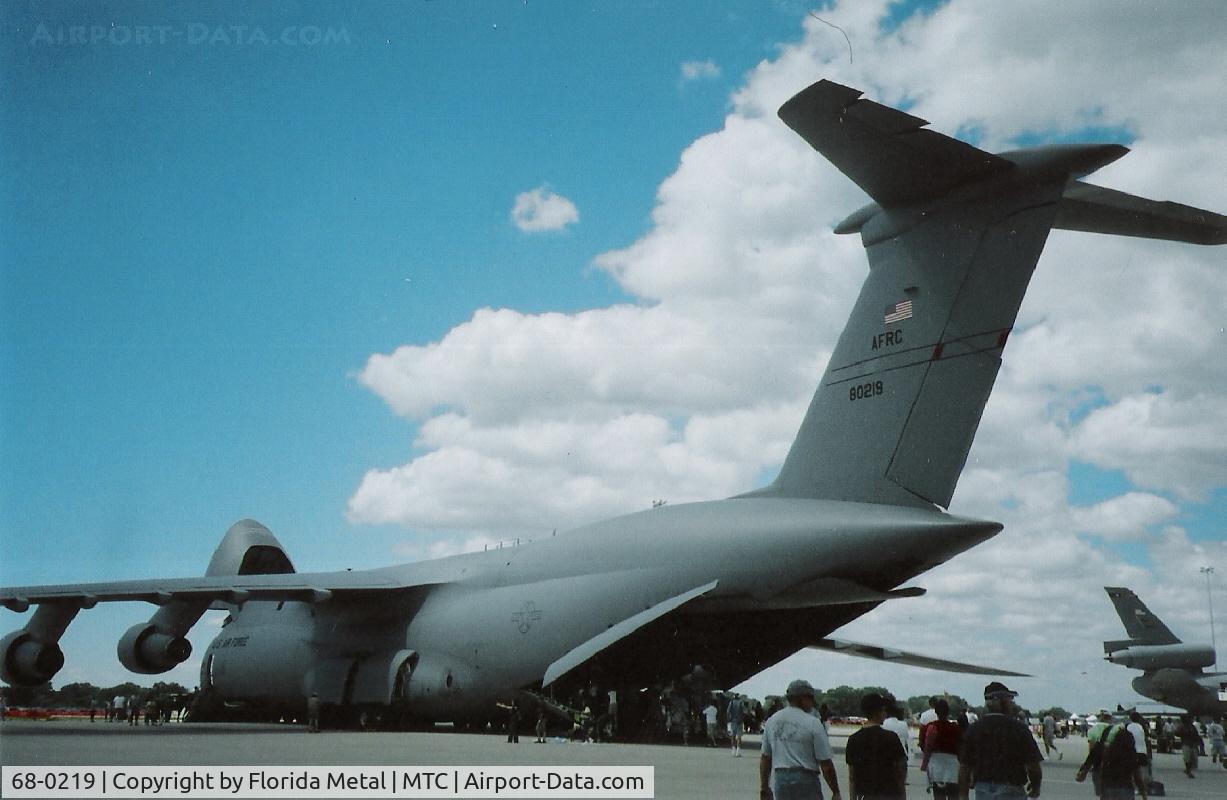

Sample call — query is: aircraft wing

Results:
[0,569,436,611]
[542,580,719,687]
[778,79,1012,207]
[811,637,1029,677]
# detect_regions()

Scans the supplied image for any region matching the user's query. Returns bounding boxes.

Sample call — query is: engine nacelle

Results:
[1106,643,1216,670]
[0,630,65,686]
[117,623,192,674]
[1,602,83,687]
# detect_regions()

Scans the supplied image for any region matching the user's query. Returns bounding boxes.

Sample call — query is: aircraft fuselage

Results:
[1129,670,1227,717]
[203,497,999,720]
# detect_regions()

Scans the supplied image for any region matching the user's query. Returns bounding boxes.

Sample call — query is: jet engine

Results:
[117,600,211,675]
[0,629,65,686]
[0,601,83,686]
[117,622,193,674]
[1106,643,1215,670]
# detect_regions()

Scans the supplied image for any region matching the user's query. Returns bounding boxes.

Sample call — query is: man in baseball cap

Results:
[957,682,1042,799]
[984,681,1018,699]
[759,679,842,800]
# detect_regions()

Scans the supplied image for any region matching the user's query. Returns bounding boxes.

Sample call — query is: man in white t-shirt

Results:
[702,702,719,747]
[1126,710,1151,775]
[881,700,913,761]
[760,680,842,800]
[1042,714,1061,760]
[919,697,939,738]
[1207,716,1225,766]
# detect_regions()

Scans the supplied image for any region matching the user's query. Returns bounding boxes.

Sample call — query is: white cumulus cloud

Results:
[510,186,579,232]
[1069,393,1227,501]
[350,0,1227,712]
[1070,492,1179,542]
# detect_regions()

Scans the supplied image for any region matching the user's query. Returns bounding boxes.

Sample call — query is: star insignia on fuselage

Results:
[511,601,543,634]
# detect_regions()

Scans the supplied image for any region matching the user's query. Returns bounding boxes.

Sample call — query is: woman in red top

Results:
[920,699,963,800]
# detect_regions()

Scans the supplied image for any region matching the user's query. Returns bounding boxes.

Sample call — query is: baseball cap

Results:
[983,681,1018,699]
[786,679,816,698]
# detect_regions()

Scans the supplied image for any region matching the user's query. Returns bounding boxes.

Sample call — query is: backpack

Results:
[1099,725,1138,784]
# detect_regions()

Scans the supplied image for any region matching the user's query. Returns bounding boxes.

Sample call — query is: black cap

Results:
[983,681,1018,699]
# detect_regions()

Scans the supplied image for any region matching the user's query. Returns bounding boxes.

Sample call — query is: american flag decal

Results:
[884,299,913,324]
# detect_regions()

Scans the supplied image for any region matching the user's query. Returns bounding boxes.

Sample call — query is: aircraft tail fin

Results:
[1105,586,1182,646]
[754,80,1226,509]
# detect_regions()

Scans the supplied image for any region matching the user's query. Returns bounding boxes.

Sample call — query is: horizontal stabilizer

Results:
[1056,181,1227,245]
[778,79,1011,207]
[542,580,718,687]
[811,637,1029,676]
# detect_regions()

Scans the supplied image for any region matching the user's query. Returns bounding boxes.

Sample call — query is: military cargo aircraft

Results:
[1103,587,1226,716]
[4,80,1226,729]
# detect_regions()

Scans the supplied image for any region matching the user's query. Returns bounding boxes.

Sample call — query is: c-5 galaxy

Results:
[1103,587,1226,716]
[4,81,1226,729]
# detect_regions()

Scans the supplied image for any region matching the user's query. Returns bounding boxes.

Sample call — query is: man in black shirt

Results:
[1177,714,1203,777]
[958,682,1042,800]
[846,693,906,800]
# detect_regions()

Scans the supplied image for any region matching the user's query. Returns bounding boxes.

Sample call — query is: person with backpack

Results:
[727,694,746,756]
[1075,718,1147,800]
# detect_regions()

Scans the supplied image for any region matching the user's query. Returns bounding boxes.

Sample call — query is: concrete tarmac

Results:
[3,720,1226,799]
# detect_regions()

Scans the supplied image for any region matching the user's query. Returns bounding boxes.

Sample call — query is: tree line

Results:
[804,685,1068,721]
[2,680,191,709]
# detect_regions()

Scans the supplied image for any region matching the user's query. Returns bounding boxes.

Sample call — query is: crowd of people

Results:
[491,683,767,747]
[755,679,1040,800]
[0,689,195,725]
[88,691,194,725]
[754,678,1227,800]
[754,674,1227,800]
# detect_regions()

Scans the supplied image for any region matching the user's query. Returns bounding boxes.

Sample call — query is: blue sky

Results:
[2,0,804,574]
[2,0,1225,712]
